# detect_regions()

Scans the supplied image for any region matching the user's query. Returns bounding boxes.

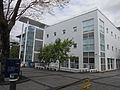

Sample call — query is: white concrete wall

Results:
[97,10,120,70]
[44,10,98,69]
[44,9,120,71]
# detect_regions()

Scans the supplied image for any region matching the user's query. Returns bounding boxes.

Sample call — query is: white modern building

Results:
[44,9,120,71]
[17,17,48,63]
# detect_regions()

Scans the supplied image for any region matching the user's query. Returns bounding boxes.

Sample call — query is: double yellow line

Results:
[56,78,92,90]
[82,78,91,90]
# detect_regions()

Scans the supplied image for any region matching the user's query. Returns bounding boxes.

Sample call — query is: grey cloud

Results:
[105,3,120,14]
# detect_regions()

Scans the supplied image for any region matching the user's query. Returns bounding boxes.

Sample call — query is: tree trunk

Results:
[0,22,10,81]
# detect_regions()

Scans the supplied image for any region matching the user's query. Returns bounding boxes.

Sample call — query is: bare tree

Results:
[0,0,69,80]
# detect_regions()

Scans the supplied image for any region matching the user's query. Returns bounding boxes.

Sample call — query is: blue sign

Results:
[5,58,21,78]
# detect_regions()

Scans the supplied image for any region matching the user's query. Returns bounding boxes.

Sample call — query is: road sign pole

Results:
[10,81,16,90]
[9,74,19,90]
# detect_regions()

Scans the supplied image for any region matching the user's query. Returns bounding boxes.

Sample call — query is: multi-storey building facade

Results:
[44,9,120,71]
[18,17,48,63]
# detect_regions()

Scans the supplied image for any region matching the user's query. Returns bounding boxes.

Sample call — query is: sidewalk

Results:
[1,68,120,90]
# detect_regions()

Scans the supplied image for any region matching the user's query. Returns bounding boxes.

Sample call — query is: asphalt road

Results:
[1,68,120,90]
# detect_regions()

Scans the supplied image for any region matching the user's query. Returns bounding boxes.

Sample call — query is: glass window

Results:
[101,58,106,71]
[36,29,44,40]
[83,44,94,51]
[83,64,88,68]
[73,26,77,32]
[83,38,94,45]
[83,19,94,32]
[115,34,116,39]
[61,60,68,67]
[88,45,93,51]
[63,30,66,34]
[89,58,94,63]
[99,20,105,51]
[100,45,105,51]
[54,32,56,36]
[83,52,95,69]
[111,32,113,36]
[106,28,108,33]
[83,19,94,27]
[83,58,88,63]
[70,57,79,69]
[83,45,88,51]
[116,59,120,69]
[83,26,94,32]
[116,48,117,52]
[99,19,104,33]
[34,53,39,61]
[73,43,77,48]
[28,26,35,32]
[26,46,33,53]
[112,46,114,51]
[107,44,109,50]
[100,33,105,51]
[83,33,94,39]
[107,58,114,70]
[83,52,88,57]
[100,52,105,57]
[83,33,94,51]
[83,33,89,39]
[89,32,94,38]
[101,58,105,64]
[35,41,43,51]
[89,52,94,57]
[47,34,49,38]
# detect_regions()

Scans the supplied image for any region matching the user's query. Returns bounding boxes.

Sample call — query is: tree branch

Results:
[6,0,13,19]
[16,1,38,20]
[8,0,22,32]
[0,0,4,19]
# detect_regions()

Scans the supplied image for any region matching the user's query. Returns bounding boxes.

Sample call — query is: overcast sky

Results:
[10,0,120,41]
[40,0,120,26]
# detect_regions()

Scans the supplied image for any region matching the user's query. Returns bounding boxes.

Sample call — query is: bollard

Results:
[9,74,19,90]
[10,81,16,90]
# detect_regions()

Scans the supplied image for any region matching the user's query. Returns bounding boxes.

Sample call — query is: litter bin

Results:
[5,58,21,90]
[5,58,21,78]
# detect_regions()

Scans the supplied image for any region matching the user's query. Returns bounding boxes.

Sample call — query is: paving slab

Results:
[1,68,120,90]
[0,85,9,90]
[62,81,120,90]
[31,75,78,88]
[89,82,120,90]
[93,75,120,87]
[17,81,49,90]
[63,73,100,80]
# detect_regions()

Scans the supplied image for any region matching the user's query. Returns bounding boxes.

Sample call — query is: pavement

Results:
[0,68,120,90]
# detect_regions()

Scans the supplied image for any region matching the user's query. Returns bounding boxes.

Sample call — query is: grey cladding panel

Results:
[29,20,45,29]
[19,17,48,28]
[36,29,43,40]
[34,53,39,61]
[35,40,43,51]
